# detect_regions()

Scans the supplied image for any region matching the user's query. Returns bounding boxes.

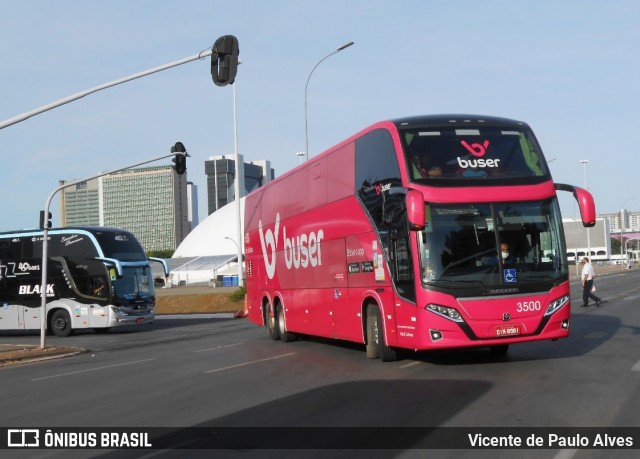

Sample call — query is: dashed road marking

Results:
[30,358,156,381]
[204,352,296,374]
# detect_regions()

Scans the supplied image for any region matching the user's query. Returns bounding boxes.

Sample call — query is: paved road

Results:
[1,269,639,459]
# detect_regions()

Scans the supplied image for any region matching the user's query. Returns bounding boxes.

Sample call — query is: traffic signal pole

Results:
[0,50,214,130]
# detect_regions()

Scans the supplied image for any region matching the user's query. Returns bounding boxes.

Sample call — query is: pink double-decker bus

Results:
[244,115,595,361]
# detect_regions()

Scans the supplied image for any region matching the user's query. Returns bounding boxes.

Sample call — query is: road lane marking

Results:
[30,358,156,381]
[631,360,640,371]
[194,342,245,353]
[400,361,421,369]
[204,353,296,374]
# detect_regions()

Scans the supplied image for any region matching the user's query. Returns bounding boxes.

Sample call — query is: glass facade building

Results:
[205,155,274,215]
[60,165,190,252]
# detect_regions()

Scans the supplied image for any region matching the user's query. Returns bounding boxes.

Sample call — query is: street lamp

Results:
[619,195,639,270]
[230,59,243,288]
[304,41,354,160]
[580,160,591,261]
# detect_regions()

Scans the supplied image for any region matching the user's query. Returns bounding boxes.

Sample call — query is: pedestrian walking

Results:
[580,257,601,307]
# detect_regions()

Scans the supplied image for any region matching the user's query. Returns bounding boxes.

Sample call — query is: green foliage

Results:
[147,249,174,258]
[228,285,246,302]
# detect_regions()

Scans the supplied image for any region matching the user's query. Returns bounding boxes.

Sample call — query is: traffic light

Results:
[211,35,239,87]
[171,141,187,175]
[40,210,52,229]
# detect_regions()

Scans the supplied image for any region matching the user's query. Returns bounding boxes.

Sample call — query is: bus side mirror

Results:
[555,183,596,227]
[406,190,425,230]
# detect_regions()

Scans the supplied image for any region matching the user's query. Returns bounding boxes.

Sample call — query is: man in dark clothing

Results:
[581,257,601,307]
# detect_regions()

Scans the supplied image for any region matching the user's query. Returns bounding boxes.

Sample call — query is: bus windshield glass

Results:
[93,230,147,261]
[401,126,550,185]
[112,266,155,303]
[418,199,567,292]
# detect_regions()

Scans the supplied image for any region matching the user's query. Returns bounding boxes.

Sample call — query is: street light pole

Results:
[304,41,354,160]
[231,62,243,288]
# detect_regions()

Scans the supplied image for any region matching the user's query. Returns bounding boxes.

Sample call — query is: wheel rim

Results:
[54,316,67,331]
[267,311,277,334]
[372,314,380,345]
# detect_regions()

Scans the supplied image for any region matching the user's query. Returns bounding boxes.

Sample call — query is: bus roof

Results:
[0,226,134,238]
[391,114,530,129]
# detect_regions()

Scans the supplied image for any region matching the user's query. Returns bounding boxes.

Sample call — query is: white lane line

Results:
[30,358,157,381]
[400,361,421,369]
[631,360,640,371]
[194,342,245,353]
[553,449,578,459]
[204,353,296,374]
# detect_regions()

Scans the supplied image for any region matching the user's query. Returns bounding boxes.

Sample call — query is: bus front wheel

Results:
[366,305,397,362]
[50,309,73,337]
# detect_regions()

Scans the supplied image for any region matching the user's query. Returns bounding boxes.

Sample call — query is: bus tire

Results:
[266,305,280,341]
[366,305,397,362]
[277,304,296,342]
[365,306,379,359]
[50,309,73,337]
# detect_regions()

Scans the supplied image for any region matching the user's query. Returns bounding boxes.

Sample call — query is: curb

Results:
[0,346,86,367]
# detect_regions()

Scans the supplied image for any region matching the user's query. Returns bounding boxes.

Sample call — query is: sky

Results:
[1,0,639,233]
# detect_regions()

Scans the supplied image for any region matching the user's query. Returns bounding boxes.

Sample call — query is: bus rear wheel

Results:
[276,305,296,342]
[50,309,73,337]
[266,305,280,340]
[365,305,397,362]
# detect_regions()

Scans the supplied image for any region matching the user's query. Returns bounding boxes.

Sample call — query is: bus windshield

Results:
[93,230,147,262]
[401,126,550,185]
[418,199,567,293]
[112,266,155,303]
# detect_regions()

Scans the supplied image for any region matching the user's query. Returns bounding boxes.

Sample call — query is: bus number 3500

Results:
[516,301,541,312]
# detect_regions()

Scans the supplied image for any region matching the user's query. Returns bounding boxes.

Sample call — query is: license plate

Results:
[495,324,520,337]
[136,317,145,324]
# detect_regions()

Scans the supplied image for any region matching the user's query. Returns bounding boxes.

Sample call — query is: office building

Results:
[205,155,274,215]
[60,165,190,252]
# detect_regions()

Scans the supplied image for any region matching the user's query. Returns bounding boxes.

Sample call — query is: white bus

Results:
[0,227,167,336]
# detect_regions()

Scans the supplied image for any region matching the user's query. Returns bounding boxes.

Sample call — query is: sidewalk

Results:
[0,344,85,367]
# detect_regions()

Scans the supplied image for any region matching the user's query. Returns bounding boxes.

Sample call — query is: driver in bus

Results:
[93,277,106,297]
[500,242,516,266]
[411,154,442,178]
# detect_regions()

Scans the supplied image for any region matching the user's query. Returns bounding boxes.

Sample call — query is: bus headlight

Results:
[426,304,464,323]
[545,294,570,316]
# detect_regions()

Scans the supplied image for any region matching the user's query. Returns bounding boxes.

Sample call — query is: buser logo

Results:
[457,139,501,169]
[258,213,324,280]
